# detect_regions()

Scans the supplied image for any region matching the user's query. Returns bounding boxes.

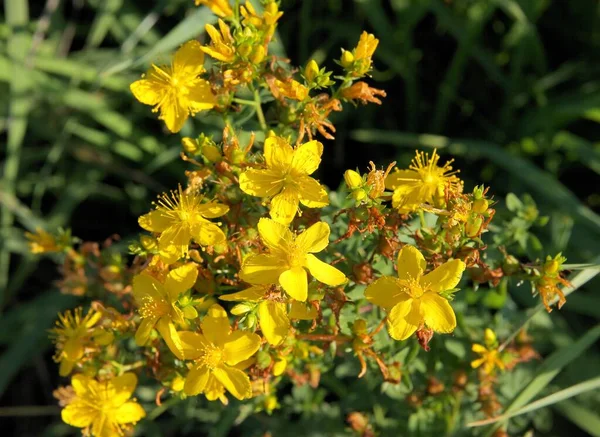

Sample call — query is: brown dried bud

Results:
[353,262,374,284]
[416,327,434,352]
[427,377,445,395]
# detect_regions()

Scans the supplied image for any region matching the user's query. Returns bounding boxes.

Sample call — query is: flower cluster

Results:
[29,2,576,436]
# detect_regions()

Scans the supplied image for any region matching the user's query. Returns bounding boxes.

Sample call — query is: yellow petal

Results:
[279,267,308,301]
[130,78,163,106]
[110,373,138,405]
[223,330,262,364]
[472,343,487,354]
[61,402,95,428]
[132,273,165,303]
[257,217,293,252]
[114,401,146,424]
[420,293,456,334]
[184,365,210,396]
[71,374,92,397]
[258,300,289,345]
[297,176,329,208]
[160,94,188,133]
[156,317,184,359]
[219,285,266,302]
[364,276,407,310]
[240,253,286,285]
[290,140,323,175]
[165,263,198,302]
[62,337,84,361]
[59,359,75,377]
[187,79,216,112]
[239,169,285,198]
[269,189,299,224]
[295,221,330,253]
[212,366,252,400]
[201,304,230,346]
[471,357,485,369]
[179,331,211,360]
[387,298,421,341]
[204,374,226,401]
[288,301,317,320]
[420,259,465,293]
[197,202,229,219]
[173,40,205,77]
[138,209,173,232]
[384,169,420,190]
[264,136,293,171]
[396,245,426,281]
[305,254,347,286]
[273,358,287,376]
[192,221,226,247]
[135,316,158,346]
[158,225,191,255]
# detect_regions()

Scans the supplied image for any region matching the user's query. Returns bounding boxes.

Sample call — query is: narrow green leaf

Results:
[554,400,600,437]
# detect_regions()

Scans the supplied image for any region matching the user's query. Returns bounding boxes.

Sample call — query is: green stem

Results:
[253,89,267,131]
[418,210,427,228]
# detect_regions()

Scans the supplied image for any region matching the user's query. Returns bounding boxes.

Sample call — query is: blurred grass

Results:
[1,0,599,435]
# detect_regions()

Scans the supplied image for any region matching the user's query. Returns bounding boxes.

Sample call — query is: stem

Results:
[419,210,427,228]
[253,89,267,131]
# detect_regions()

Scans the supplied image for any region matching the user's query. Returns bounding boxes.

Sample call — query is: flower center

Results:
[200,345,225,369]
[138,297,171,319]
[401,278,426,299]
[287,244,306,268]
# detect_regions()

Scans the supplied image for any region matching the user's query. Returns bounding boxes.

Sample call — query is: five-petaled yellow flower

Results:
[130,40,216,133]
[61,373,145,437]
[139,186,229,263]
[239,136,328,224]
[195,0,233,18]
[240,219,347,302]
[202,19,236,63]
[365,245,465,341]
[471,329,505,375]
[179,304,261,401]
[385,149,461,213]
[220,284,317,345]
[51,307,102,376]
[133,263,198,359]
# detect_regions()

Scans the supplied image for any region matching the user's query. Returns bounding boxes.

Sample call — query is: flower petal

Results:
[132,273,165,303]
[472,343,487,354]
[297,176,329,208]
[134,316,158,346]
[420,259,465,293]
[396,245,426,281]
[295,221,330,253]
[130,77,163,106]
[291,140,323,175]
[61,402,95,428]
[240,254,286,285]
[264,136,293,171]
[156,317,184,359]
[223,330,261,365]
[269,189,299,224]
[239,169,285,198]
[257,217,293,252]
[110,373,138,405]
[184,365,210,396]
[204,374,226,401]
[179,331,211,360]
[158,225,191,256]
[258,300,289,345]
[364,276,408,310]
[279,267,308,301]
[219,285,266,302]
[138,209,173,232]
[173,40,205,77]
[164,263,198,302]
[71,374,92,397]
[384,169,420,190]
[420,293,456,334]
[160,95,189,133]
[187,79,216,112]
[212,366,252,400]
[197,202,229,219]
[201,304,230,346]
[387,299,421,341]
[471,357,485,369]
[114,402,146,424]
[192,221,226,247]
[305,254,347,286]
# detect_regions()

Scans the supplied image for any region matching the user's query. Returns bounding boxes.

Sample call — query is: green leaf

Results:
[554,400,600,437]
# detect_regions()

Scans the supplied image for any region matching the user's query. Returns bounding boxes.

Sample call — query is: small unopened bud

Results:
[237,42,252,58]
[341,50,354,68]
[250,45,266,64]
[183,306,199,319]
[140,235,157,251]
[305,60,319,82]
[256,350,272,369]
[472,198,489,214]
[352,189,367,202]
[93,330,114,346]
[352,319,368,335]
[202,144,222,163]
[264,395,279,413]
[544,258,560,275]
[273,357,287,376]
[484,328,497,348]
[182,137,200,154]
[466,216,483,237]
[344,169,363,189]
[353,262,374,284]
[231,303,254,315]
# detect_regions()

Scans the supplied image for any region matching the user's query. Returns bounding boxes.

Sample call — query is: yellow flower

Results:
[342,31,379,77]
[130,40,215,133]
[61,373,145,437]
[385,149,461,213]
[195,0,233,18]
[202,19,236,63]
[274,78,309,101]
[365,245,465,341]
[241,0,283,41]
[239,136,328,224]
[25,228,61,254]
[132,263,198,359]
[179,304,261,401]
[138,186,229,263]
[240,219,347,302]
[51,308,102,376]
[220,285,317,345]
[471,329,505,375]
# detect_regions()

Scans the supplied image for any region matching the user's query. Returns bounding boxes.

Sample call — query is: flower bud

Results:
[273,357,287,376]
[237,42,252,58]
[484,328,497,347]
[543,258,560,275]
[202,144,222,163]
[466,216,483,237]
[344,169,363,190]
[93,329,114,346]
[472,198,489,214]
[182,137,200,154]
[305,60,319,82]
[352,189,367,202]
[183,306,199,319]
[264,395,279,413]
[231,303,254,315]
[250,45,266,64]
[140,235,157,251]
[352,319,368,335]
[171,375,185,392]
[256,350,272,369]
[341,50,354,68]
